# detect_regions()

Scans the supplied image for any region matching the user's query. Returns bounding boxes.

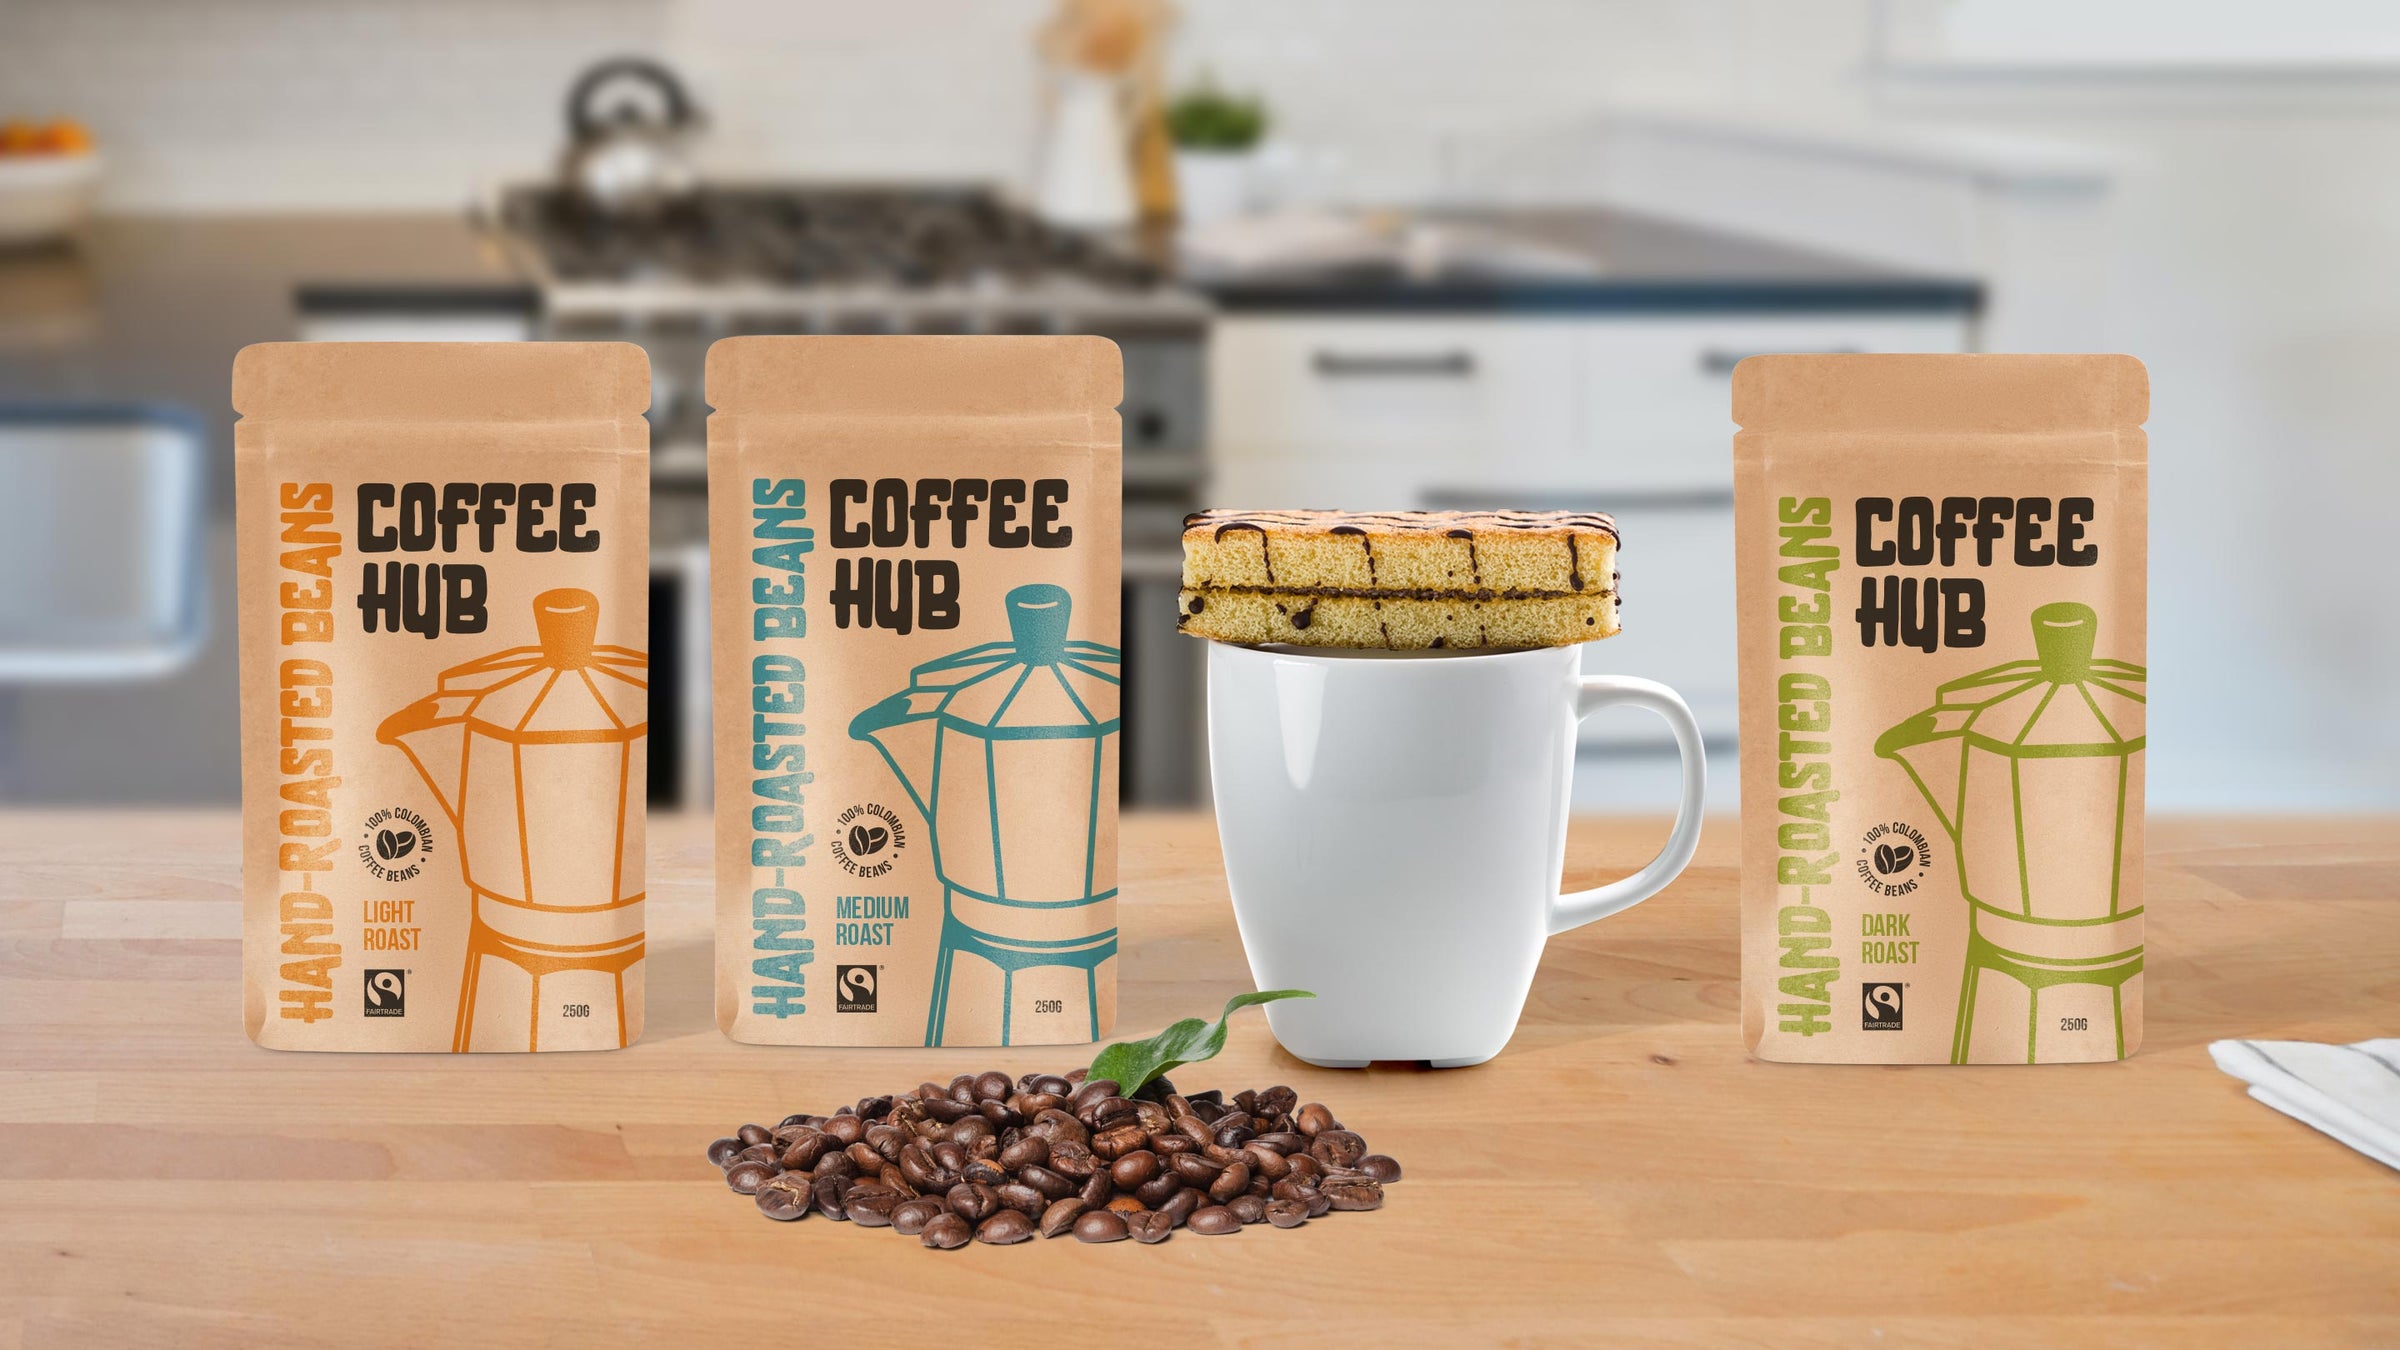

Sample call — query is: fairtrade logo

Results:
[364,968,408,1017]
[375,828,418,861]
[1861,982,1904,1031]
[1873,843,1915,876]
[837,964,878,1013]
[847,823,891,858]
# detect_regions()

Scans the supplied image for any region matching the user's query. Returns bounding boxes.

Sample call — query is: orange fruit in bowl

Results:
[0,120,40,156]
[38,119,95,155]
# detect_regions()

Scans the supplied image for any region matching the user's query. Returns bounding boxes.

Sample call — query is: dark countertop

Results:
[1183,207,1983,314]
[0,214,521,505]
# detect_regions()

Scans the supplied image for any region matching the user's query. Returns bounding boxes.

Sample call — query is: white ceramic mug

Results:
[1207,643,1706,1068]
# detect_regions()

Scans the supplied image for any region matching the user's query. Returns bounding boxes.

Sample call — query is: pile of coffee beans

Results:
[705,1068,1400,1247]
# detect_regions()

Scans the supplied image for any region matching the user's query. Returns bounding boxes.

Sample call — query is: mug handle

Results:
[1549,674,1708,935]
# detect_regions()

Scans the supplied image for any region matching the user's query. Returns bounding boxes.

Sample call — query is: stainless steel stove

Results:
[484,183,1212,809]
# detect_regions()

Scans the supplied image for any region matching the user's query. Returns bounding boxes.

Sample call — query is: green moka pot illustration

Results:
[1876,602,2145,1064]
[850,584,1119,1048]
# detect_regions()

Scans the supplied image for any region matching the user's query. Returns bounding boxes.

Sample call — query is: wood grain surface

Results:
[2,812,2395,1347]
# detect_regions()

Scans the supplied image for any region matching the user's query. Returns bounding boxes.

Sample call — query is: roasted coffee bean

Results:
[1303,1188,1332,1218]
[1133,1099,1176,1133]
[737,1123,773,1148]
[1046,1140,1098,1179]
[1245,1145,1290,1181]
[995,1182,1048,1218]
[725,1160,774,1195]
[1187,1205,1241,1235]
[778,1131,829,1172]
[1073,1209,1129,1243]
[978,1099,1018,1128]
[856,1095,894,1119]
[891,1197,945,1235]
[880,1163,919,1197]
[706,1137,745,1168]
[1013,1091,1066,1118]
[756,1174,813,1221]
[962,1157,1007,1187]
[1214,1122,1256,1149]
[736,1143,779,1169]
[919,1096,974,1125]
[930,1140,970,1173]
[1295,1103,1335,1137]
[1253,1131,1307,1156]
[1091,1123,1148,1160]
[997,1135,1049,1171]
[972,1071,1014,1103]
[947,1115,994,1148]
[777,1112,815,1130]
[1068,1079,1120,1115]
[1039,1197,1089,1238]
[1170,1152,1224,1186]
[1032,1108,1089,1145]
[865,1124,909,1160]
[1227,1194,1268,1225]
[916,1082,949,1102]
[975,1210,1035,1245]
[820,1115,865,1146]
[814,1151,855,1182]
[1311,1130,1367,1169]
[1079,1172,1112,1209]
[1270,1177,1309,1203]
[846,1183,902,1226]
[845,1142,885,1174]
[949,1076,977,1103]
[1202,1142,1242,1166]
[1153,1135,1195,1158]
[1030,1074,1075,1097]
[1019,1164,1077,1201]
[921,1212,971,1249]
[1134,1173,1183,1208]
[1360,1154,1403,1183]
[948,1182,999,1223]
[1084,1097,1139,1131]
[1157,1189,1202,1228]
[1264,1198,1308,1228]
[1256,1086,1298,1118]
[1104,1193,1147,1216]
[1286,1154,1322,1184]
[1323,1176,1382,1211]
[814,1175,850,1219]
[1207,1160,1251,1204]
[1174,1114,1214,1146]
[1111,1149,1158,1189]
[898,1146,943,1193]
[1128,1212,1174,1244]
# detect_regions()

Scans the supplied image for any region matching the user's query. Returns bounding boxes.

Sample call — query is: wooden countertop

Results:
[4,812,2395,1345]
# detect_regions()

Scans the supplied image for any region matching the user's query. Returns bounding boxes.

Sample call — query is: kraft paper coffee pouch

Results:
[709,335,1122,1047]
[1733,354,2147,1064]
[235,342,651,1052]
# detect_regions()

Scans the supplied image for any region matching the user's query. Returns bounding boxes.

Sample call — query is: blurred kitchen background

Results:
[3,0,2396,813]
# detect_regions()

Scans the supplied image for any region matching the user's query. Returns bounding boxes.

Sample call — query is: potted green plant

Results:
[1165,78,1267,227]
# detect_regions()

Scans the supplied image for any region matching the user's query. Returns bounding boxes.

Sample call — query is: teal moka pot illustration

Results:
[850,585,1119,1047]
[1876,602,2145,1064]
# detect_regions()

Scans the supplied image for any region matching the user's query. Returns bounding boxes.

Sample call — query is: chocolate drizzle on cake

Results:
[1189,507,1618,543]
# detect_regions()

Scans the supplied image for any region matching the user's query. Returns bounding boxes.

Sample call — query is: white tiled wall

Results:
[1,0,1772,211]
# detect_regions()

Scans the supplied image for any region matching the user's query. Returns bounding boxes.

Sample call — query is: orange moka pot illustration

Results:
[377,589,647,1052]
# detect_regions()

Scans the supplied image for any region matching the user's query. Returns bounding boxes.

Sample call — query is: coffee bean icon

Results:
[1873,843,1914,876]
[847,824,890,858]
[376,828,417,862]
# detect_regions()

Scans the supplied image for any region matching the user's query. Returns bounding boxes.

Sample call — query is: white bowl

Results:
[0,153,102,246]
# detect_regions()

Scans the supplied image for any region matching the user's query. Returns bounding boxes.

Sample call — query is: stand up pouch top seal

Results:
[1733,354,2148,1065]
[234,342,652,1052]
[708,335,1123,1048]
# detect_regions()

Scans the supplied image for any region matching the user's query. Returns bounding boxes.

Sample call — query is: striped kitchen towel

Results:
[2210,1038,2400,1172]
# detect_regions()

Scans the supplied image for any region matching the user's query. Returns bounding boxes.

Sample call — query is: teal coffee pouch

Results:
[708,336,1123,1047]
[1733,354,2148,1064]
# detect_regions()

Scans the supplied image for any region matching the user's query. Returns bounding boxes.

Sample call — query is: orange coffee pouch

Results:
[235,342,651,1051]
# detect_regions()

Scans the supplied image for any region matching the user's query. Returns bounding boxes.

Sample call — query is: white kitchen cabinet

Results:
[1206,309,1972,770]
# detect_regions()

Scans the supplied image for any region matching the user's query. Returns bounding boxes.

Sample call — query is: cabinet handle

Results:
[1311,350,1476,378]
[1697,346,1859,376]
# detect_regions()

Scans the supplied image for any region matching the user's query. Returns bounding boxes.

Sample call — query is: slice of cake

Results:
[1177,508,1620,649]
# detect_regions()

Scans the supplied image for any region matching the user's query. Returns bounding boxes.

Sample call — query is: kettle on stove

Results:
[559,58,703,215]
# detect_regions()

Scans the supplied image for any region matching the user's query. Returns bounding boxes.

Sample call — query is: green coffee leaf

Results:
[1088,989,1314,1099]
